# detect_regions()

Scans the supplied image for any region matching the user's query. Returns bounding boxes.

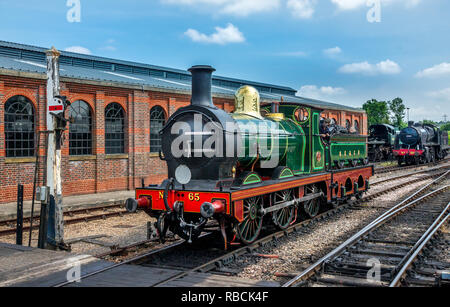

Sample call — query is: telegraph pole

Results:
[444,114,448,123]
[45,47,65,250]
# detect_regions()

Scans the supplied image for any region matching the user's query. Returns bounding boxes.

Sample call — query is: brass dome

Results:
[234,85,262,119]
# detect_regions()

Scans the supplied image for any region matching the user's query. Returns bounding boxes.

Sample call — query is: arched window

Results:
[345,120,351,130]
[69,100,92,156]
[354,120,360,133]
[4,95,34,157]
[150,106,166,153]
[105,103,125,154]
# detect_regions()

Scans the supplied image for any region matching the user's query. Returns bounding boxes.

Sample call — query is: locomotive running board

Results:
[260,192,324,215]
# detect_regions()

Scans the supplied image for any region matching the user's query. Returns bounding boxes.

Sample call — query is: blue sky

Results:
[0,0,449,121]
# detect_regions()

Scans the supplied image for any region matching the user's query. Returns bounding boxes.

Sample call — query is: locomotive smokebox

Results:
[160,65,238,183]
[188,65,216,107]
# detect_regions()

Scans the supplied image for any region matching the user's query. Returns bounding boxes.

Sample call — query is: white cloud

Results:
[185,23,245,45]
[287,0,317,19]
[64,46,92,55]
[408,105,447,122]
[331,0,365,10]
[427,88,450,101]
[221,0,280,16]
[339,59,401,75]
[298,85,346,99]
[376,59,401,74]
[415,62,450,78]
[323,46,342,57]
[162,0,280,17]
[331,0,421,11]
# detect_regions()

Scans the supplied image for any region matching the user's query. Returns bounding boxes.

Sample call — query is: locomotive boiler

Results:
[126,65,373,247]
[160,66,305,184]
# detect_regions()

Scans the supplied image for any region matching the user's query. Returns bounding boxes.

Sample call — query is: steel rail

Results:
[0,203,124,227]
[375,158,449,174]
[53,233,212,287]
[389,205,450,287]
[2,164,446,237]
[68,196,360,288]
[371,164,450,186]
[282,171,449,287]
[152,175,449,287]
[0,209,129,236]
[393,202,450,274]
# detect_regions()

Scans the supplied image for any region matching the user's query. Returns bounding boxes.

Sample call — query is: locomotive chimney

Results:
[188,65,216,107]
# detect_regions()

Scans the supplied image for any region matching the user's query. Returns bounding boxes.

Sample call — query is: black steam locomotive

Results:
[393,122,449,165]
[368,124,398,162]
[126,65,373,246]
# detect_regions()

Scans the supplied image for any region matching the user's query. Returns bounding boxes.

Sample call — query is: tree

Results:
[441,122,450,131]
[363,99,390,126]
[422,119,436,126]
[389,97,406,128]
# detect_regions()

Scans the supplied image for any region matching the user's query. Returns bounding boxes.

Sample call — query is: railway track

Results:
[97,169,447,260]
[2,160,446,238]
[282,171,449,287]
[55,170,449,287]
[0,204,128,237]
[390,210,449,287]
[370,164,449,186]
[375,158,449,174]
[93,166,449,260]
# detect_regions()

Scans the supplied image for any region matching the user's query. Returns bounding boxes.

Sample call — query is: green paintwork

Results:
[329,134,368,165]
[231,113,305,174]
[311,112,325,172]
[243,103,368,175]
[243,173,262,185]
[279,167,294,178]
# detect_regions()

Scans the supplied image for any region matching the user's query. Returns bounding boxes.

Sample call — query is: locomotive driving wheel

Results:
[236,196,264,245]
[302,184,321,218]
[272,189,295,230]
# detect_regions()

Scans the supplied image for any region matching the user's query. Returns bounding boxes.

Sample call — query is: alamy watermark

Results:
[367,0,381,23]
[66,260,81,283]
[169,114,280,169]
[67,0,81,23]
[366,257,381,283]
[65,0,379,24]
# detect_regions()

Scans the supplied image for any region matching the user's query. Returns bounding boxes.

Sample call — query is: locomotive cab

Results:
[368,124,397,162]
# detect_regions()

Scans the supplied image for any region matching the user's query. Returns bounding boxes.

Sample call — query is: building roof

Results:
[0,40,364,113]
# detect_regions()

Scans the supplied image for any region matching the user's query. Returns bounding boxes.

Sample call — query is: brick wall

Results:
[0,74,366,204]
[0,74,238,203]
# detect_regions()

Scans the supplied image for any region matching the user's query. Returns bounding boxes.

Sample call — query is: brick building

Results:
[0,41,367,204]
